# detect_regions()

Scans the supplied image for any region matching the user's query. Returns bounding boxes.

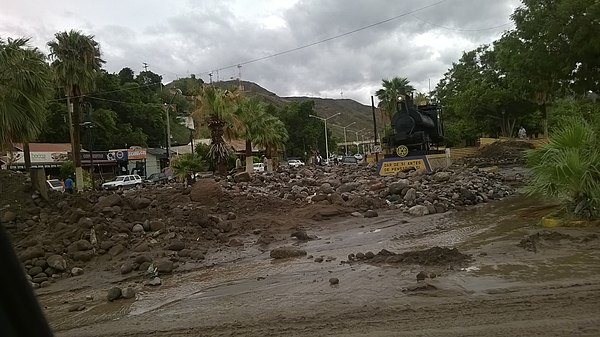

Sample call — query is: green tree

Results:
[193,86,239,175]
[253,114,289,171]
[375,77,415,127]
[0,38,52,169]
[117,67,135,84]
[171,153,207,185]
[236,97,268,173]
[527,117,600,218]
[48,30,104,191]
[276,101,322,160]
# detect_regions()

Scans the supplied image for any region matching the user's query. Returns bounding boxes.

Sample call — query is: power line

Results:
[49,81,162,102]
[196,0,450,76]
[411,15,511,32]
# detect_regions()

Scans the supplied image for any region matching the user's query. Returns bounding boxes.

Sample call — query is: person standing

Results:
[518,126,527,139]
[64,176,74,194]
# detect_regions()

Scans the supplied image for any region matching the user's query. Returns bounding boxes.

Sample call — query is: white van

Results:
[253,163,265,172]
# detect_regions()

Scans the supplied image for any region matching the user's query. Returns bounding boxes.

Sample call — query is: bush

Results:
[171,153,208,183]
[526,117,600,219]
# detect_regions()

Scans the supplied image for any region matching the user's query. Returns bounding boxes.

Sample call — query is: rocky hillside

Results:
[214,80,383,139]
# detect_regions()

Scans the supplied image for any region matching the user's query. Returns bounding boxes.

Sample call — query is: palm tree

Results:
[526,118,600,219]
[375,77,415,125]
[236,97,268,173]
[193,86,239,175]
[171,153,207,185]
[414,92,429,106]
[0,38,52,168]
[254,115,289,172]
[48,30,104,191]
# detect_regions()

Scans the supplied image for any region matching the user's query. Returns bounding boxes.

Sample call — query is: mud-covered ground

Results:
[43,195,600,337]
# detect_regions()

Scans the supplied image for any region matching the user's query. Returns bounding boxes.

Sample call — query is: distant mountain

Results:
[213,80,383,140]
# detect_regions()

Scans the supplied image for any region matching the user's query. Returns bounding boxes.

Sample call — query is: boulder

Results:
[77,217,94,229]
[190,251,205,260]
[190,179,223,204]
[27,266,43,277]
[134,255,152,264]
[167,241,185,251]
[72,250,94,262]
[270,246,307,259]
[433,171,451,182]
[311,194,328,203]
[403,188,417,202]
[233,171,252,183]
[0,210,17,223]
[363,210,379,218]
[147,277,162,286]
[120,262,134,275]
[100,240,115,250]
[149,221,165,231]
[132,224,144,233]
[328,193,345,206]
[408,205,429,216]
[459,187,477,202]
[68,239,93,252]
[106,287,122,302]
[132,197,151,210]
[97,194,122,208]
[19,246,44,261]
[319,183,334,194]
[337,183,358,193]
[71,267,84,276]
[156,260,174,273]
[121,287,136,299]
[388,179,410,195]
[46,255,67,272]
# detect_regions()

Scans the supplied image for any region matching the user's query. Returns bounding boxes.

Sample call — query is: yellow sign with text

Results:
[377,156,430,176]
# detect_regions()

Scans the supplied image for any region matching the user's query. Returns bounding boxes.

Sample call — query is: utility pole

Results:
[371,96,379,161]
[331,122,355,155]
[309,113,340,164]
[237,65,242,91]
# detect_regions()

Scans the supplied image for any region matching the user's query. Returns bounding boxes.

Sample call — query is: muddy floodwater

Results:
[42,195,600,336]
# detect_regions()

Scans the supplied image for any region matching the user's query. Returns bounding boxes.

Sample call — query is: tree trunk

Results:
[541,103,548,139]
[245,139,253,173]
[23,142,32,171]
[72,86,83,192]
[209,119,228,176]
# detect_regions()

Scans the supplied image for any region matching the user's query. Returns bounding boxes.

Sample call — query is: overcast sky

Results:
[1,0,520,105]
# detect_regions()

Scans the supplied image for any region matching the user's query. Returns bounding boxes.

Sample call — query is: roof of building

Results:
[13,143,72,152]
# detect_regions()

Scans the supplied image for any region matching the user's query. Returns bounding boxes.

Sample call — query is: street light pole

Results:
[309,112,340,164]
[331,121,355,155]
[165,88,182,167]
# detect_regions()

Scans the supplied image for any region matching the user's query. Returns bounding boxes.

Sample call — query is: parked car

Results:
[253,163,265,172]
[46,179,64,193]
[102,174,143,190]
[144,172,170,184]
[341,156,358,165]
[288,159,305,168]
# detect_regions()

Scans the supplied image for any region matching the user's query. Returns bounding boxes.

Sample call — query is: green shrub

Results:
[526,117,600,219]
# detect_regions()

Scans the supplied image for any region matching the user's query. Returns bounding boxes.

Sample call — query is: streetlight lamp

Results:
[351,128,367,154]
[309,112,340,164]
[331,121,355,155]
[164,88,182,166]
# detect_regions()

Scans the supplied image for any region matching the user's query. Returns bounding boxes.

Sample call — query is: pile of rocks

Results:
[222,164,516,216]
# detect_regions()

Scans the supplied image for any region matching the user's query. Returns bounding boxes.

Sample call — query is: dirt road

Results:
[45,196,600,336]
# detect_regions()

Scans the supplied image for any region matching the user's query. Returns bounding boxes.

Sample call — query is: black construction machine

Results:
[383,93,444,157]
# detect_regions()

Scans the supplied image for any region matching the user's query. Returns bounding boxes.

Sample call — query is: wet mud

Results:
[43,195,600,337]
